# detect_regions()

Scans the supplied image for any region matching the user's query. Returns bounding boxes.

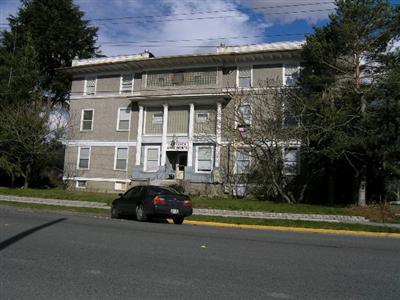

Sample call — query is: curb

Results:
[184,220,400,239]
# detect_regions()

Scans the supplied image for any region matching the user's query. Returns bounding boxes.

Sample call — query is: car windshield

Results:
[147,186,179,195]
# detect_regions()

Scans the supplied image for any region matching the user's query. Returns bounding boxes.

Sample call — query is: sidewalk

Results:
[1,194,399,227]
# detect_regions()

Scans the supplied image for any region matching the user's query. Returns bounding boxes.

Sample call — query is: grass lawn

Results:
[187,215,400,234]
[1,201,399,234]
[1,187,399,223]
[0,187,115,204]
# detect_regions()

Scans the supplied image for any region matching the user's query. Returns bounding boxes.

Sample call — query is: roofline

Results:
[62,41,304,72]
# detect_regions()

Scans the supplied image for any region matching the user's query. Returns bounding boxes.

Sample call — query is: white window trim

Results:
[196,112,209,123]
[77,146,91,170]
[283,63,300,86]
[236,65,253,89]
[152,112,164,125]
[195,145,214,174]
[234,148,251,175]
[114,181,127,191]
[116,107,131,131]
[119,73,134,95]
[80,109,95,131]
[236,103,252,129]
[143,145,161,173]
[143,108,163,136]
[84,75,97,96]
[114,147,129,171]
[75,180,87,189]
[283,146,299,176]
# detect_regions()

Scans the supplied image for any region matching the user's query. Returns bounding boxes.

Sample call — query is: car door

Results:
[125,186,144,215]
[118,187,138,214]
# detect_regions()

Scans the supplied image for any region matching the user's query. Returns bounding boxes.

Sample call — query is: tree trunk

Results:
[328,175,335,206]
[23,164,31,188]
[10,172,15,188]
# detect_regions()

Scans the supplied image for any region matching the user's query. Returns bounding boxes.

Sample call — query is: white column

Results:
[215,102,222,168]
[161,103,168,166]
[187,103,195,167]
[135,105,144,166]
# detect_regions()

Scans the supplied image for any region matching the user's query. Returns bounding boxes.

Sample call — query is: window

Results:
[115,148,128,170]
[284,64,300,86]
[172,71,184,84]
[120,74,133,94]
[236,149,251,174]
[117,107,131,131]
[115,182,127,191]
[81,109,94,131]
[78,147,90,169]
[196,113,209,123]
[85,76,97,95]
[284,147,299,175]
[238,66,252,88]
[238,104,252,131]
[196,146,213,173]
[152,112,163,125]
[144,147,160,172]
[76,180,87,189]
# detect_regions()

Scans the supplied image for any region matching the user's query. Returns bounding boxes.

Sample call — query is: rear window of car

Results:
[147,186,179,195]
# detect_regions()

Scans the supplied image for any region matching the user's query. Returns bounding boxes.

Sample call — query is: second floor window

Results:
[238,66,252,88]
[81,109,94,131]
[238,104,252,130]
[120,74,133,94]
[115,148,128,170]
[284,64,300,86]
[78,147,90,169]
[117,108,131,131]
[85,76,97,95]
[152,112,163,125]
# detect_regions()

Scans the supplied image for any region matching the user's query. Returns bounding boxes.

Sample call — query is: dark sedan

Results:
[111,185,193,224]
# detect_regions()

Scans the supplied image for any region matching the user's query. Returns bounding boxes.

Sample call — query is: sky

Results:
[0,0,399,57]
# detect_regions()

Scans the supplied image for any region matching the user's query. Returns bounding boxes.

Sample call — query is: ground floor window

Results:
[144,146,160,172]
[76,180,87,189]
[78,147,90,169]
[195,145,214,173]
[115,181,127,191]
[115,147,128,170]
[284,147,299,175]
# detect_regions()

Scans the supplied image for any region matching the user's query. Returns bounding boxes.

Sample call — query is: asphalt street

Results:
[1,206,400,300]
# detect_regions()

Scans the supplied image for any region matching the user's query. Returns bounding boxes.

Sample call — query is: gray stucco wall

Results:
[194,105,216,135]
[253,64,283,87]
[97,74,120,95]
[167,107,189,134]
[64,145,136,179]
[71,77,85,95]
[68,97,138,141]
[144,107,163,135]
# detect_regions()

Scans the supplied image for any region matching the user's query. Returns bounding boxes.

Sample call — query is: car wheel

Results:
[172,216,184,224]
[111,205,120,219]
[136,203,147,222]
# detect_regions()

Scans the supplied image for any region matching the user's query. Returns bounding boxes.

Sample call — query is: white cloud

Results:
[0,0,334,57]
[238,0,335,25]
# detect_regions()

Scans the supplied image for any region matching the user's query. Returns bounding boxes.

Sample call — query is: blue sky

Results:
[1,0,399,56]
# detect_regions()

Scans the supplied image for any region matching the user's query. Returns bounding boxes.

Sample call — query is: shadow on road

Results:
[0,218,67,251]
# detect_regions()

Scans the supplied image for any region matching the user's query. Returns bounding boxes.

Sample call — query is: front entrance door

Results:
[175,153,187,180]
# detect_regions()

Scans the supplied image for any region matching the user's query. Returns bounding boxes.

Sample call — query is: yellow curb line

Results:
[183,220,400,238]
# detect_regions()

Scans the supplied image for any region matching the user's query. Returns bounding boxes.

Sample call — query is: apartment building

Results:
[63,41,302,194]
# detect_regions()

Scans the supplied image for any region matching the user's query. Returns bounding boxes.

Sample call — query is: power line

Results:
[89,2,335,22]
[101,33,309,45]
[0,2,335,26]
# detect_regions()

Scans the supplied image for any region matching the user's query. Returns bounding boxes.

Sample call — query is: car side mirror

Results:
[118,193,123,197]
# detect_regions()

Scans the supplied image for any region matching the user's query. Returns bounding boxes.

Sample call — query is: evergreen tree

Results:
[1,0,99,105]
[296,0,399,205]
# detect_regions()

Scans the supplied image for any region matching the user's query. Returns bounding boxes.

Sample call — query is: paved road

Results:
[1,206,400,300]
